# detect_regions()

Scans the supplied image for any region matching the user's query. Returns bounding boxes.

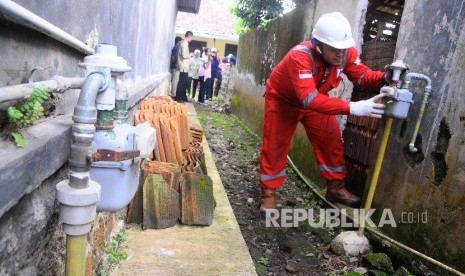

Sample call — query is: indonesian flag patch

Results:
[299,70,313,79]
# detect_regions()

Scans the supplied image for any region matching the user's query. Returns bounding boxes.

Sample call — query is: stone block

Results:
[331,231,371,256]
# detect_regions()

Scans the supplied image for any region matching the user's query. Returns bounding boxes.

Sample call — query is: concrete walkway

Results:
[111,103,257,276]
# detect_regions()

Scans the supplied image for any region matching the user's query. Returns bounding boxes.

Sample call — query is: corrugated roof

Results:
[178,0,202,13]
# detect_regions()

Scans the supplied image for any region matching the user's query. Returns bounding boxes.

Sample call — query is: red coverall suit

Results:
[260,41,385,190]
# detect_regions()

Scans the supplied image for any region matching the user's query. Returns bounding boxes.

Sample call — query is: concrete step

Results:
[111,103,257,276]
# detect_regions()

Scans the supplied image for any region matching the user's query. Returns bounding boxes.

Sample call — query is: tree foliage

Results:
[231,0,284,34]
[231,0,312,34]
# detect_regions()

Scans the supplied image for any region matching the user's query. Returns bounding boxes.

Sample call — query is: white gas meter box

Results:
[91,122,140,212]
[135,122,156,158]
[383,88,414,119]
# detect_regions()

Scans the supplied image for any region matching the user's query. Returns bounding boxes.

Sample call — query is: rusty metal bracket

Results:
[92,149,140,162]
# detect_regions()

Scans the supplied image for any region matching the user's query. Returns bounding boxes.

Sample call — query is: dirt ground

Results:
[195,102,363,276]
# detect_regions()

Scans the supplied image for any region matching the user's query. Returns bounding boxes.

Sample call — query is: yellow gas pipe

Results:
[358,117,393,233]
[66,234,87,275]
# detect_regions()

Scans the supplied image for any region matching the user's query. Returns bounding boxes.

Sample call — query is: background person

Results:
[170,36,182,98]
[215,57,230,97]
[202,58,211,103]
[208,48,220,100]
[189,49,203,99]
[175,31,193,102]
[186,52,194,100]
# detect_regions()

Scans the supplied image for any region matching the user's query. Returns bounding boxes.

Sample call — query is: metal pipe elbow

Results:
[72,72,106,124]
[404,73,432,91]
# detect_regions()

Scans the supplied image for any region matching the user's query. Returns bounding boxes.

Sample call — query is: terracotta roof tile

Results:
[176,0,238,36]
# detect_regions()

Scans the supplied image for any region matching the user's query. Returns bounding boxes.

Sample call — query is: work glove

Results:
[349,94,386,118]
[383,63,409,84]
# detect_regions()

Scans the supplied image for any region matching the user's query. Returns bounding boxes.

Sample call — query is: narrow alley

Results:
[1,0,465,276]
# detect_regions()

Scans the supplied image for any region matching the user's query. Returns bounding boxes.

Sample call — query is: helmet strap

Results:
[315,41,323,54]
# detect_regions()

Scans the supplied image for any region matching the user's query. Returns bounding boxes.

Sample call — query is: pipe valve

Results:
[389,59,409,83]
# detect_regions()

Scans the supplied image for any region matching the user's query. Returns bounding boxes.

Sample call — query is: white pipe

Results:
[402,73,432,153]
[0,76,85,103]
[404,73,432,90]
[0,0,94,55]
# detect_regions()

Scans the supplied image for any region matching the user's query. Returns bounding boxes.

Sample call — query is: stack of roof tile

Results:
[135,97,191,165]
[189,123,204,142]
[181,123,207,175]
[182,141,207,175]
[129,97,214,228]
[129,159,214,228]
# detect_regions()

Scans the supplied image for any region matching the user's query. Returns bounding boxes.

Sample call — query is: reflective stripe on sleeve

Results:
[302,89,318,108]
[319,164,346,173]
[294,45,317,75]
[260,169,286,181]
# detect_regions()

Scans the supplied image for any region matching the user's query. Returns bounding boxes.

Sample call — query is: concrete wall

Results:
[0,0,177,274]
[0,0,176,84]
[369,0,465,272]
[231,0,368,183]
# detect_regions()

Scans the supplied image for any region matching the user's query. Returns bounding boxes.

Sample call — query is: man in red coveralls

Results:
[260,12,389,211]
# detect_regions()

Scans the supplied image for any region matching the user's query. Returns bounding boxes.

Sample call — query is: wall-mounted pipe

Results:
[0,76,85,103]
[57,72,105,230]
[57,43,133,274]
[65,235,87,276]
[69,73,106,183]
[359,118,393,233]
[0,0,94,55]
[114,79,129,122]
[401,73,432,153]
[360,60,409,231]
[56,71,106,275]
[56,72,106,275]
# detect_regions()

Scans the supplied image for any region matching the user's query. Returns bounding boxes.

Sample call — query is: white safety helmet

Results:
[211,47,218,57]
[312,12,355,49]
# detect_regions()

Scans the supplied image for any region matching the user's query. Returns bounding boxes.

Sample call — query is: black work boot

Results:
[325,180,360,207]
